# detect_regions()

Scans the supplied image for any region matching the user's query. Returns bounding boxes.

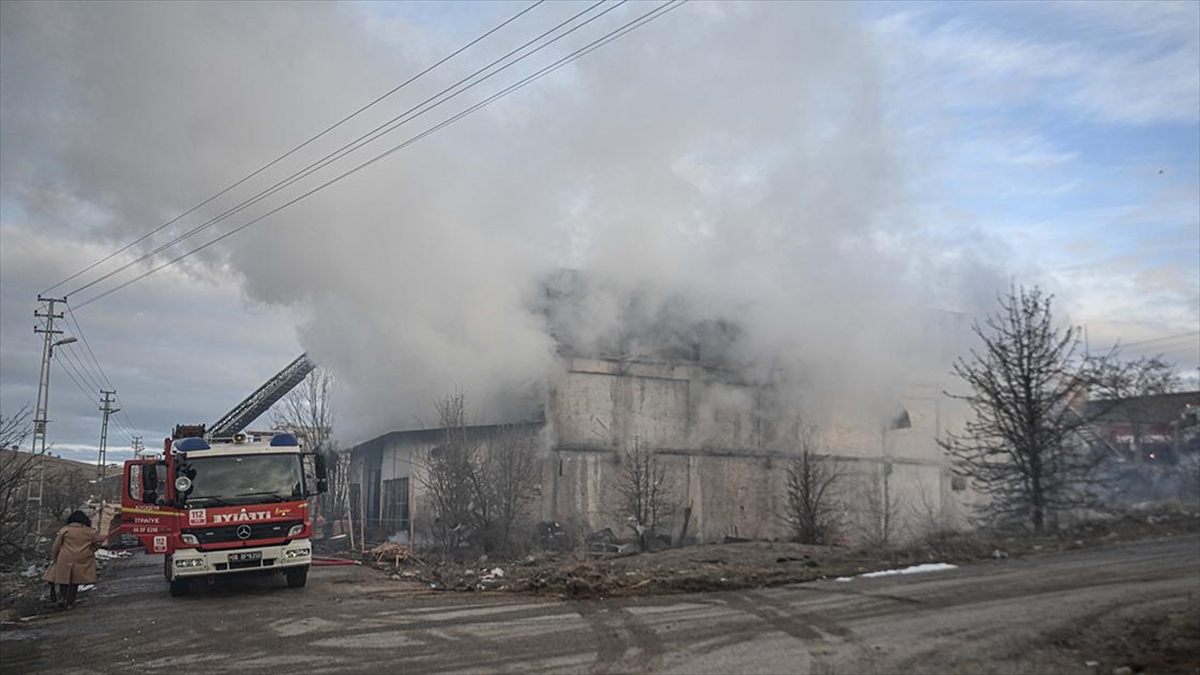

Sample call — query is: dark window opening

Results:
[381,477,410,534]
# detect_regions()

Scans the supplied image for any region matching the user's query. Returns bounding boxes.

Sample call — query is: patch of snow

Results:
[79,584,95,591]
[836,562,958,582]
[96,549,131,560]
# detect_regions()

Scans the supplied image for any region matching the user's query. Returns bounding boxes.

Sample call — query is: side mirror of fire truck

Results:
[315,453,328,494]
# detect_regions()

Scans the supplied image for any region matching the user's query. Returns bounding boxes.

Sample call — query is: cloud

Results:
[7,0,1193,455]
[0,222,302,453]
[868,2,1200,126]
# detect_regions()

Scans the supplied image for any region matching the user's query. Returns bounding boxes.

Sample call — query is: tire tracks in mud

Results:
[575,601,666,674]
[722,590,864,673]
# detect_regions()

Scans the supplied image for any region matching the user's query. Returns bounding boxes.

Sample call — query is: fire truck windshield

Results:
[185,453,304,506]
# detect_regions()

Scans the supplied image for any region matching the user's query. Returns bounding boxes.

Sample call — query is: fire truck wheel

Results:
[285,565,309,588]
[168,578,191,597]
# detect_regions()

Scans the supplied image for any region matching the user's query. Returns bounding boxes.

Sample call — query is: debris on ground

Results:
[367,542,423,568]
[95,549,132,561]
[375,507,1199,600]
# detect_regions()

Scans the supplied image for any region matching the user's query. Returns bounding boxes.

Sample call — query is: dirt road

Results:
[3,536,1197,674]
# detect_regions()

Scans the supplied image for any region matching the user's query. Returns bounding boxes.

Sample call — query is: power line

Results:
[76,0,676,307]
[1116,331,1200,349]
[74,0,687,309]
[67,0,615,300]
[54,357,96,404]
[43,0,548,296]
[58,345,104,394]
[63,305,115,389]
[54,352,135,443]
[61,304,142,441]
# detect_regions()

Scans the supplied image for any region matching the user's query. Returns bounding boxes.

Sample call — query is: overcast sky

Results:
[1,0,1197,466]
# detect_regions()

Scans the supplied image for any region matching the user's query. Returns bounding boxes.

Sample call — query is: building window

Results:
[382,478,410,534]
[366,468,381,527]
[349,483,361,523]
[951,475,967,491]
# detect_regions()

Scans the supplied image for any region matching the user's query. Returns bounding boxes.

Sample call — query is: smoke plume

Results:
[1,1,1002,442]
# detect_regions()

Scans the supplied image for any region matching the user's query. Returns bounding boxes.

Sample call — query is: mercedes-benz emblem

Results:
[236,524,252,540]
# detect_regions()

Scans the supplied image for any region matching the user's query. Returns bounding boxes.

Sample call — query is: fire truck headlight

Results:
[180,534,199,545]
[287,524,304,537]
[285,548,310,559]
[174,476,192,493]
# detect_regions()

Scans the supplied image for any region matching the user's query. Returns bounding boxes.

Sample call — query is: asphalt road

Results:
[3,536,1197,674]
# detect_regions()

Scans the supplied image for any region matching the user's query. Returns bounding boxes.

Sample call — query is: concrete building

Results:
[348,275,977,547]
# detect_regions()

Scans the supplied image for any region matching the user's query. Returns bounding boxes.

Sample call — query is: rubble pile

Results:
[367,542,423,568]
[409,542,870,598]
[366,508,1200,600]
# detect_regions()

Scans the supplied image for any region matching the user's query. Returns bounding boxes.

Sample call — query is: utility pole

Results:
[96,390,119,533]
[28,296,74,543]
[132,435,144,459]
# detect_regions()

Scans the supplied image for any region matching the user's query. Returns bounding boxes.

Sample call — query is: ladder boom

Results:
[209,353,315,437]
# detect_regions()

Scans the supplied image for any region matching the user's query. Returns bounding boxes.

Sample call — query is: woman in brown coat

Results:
[43,510,109,608]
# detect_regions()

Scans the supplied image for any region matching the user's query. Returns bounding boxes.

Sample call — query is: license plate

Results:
[229,551,262,563]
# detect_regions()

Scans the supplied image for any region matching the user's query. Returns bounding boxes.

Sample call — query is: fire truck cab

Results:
[117,425,326,596]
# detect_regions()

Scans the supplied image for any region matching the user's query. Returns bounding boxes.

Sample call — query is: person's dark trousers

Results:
[58,583,78,608]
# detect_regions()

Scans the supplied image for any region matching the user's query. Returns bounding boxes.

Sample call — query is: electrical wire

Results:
[1117,331,1200,348]
[53,359,136,457]
[74,0,687,308]
[63,304,142,437]
[56,348,137,442]
[58,345,104,394]
[54,357,97,404]
[43,0,548,296]
[66,0,615,300]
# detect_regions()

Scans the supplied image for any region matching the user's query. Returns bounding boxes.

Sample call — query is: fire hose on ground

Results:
[312,556,361,567]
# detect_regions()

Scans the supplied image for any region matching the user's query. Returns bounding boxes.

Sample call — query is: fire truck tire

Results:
[168,578,191,597]
[285,565,309,588]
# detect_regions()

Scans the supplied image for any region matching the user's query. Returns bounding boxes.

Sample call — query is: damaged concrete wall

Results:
[350,353,976,547]
[541,356,971,544]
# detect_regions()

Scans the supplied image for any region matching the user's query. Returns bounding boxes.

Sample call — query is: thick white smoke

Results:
[1,1,1003,442]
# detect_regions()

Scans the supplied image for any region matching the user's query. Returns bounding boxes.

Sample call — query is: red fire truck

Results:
[115,424,327,596]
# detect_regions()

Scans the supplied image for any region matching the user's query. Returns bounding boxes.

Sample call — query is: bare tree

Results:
[850,468,905,548]
[941,286,1113,534]
[41,469,88,523]
[418,393,478,556]
[270,370,343,533]
[909,476,959,544]
[480,425,540,555]
[271,369,336,448]
[0,405,35,562]
[416,393,541,556]
[614,437,673,552]
[781,424,843,545]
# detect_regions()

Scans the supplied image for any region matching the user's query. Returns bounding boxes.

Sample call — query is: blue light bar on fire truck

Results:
[172,437,211,453]
[269,433,300,447]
